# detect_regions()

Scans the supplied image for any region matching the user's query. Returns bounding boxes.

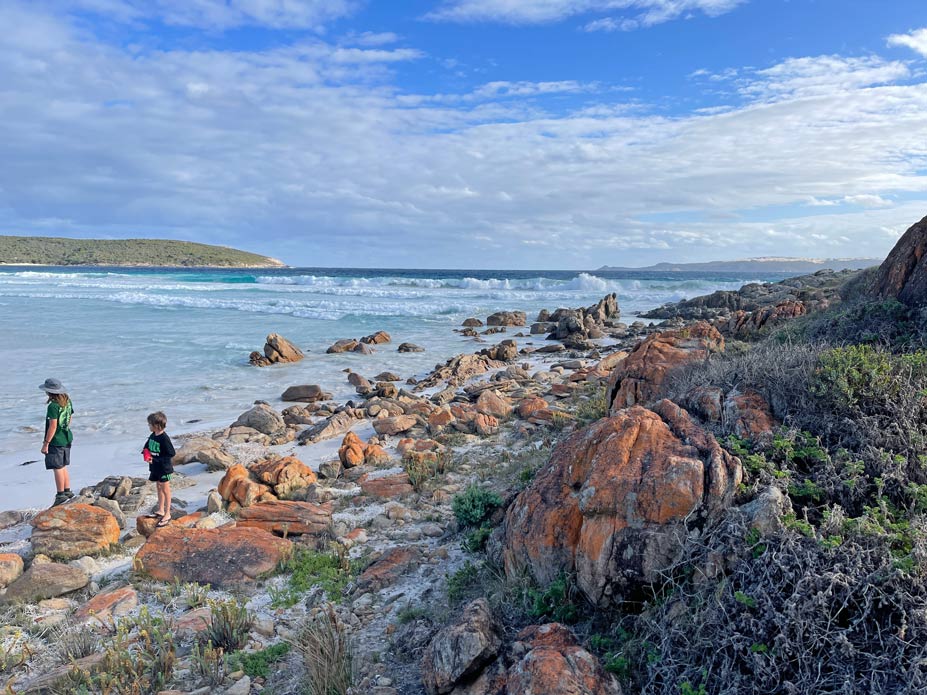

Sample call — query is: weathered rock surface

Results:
[607,321,724,412]
[233,403,285,435]
[722,387,777,439]
[135,526,292,588]
[1,562,89,603]
[250,333,304,366]
[0,553,24,588]
[359,471,414,498]
[339,431,367,468]
[249,456,318,497]
[399,342,426,353]
[237,500,333,536]
[487,311,527,327]
[174,437,235,471]
[415,354,502,390]
[479,339,518,362]
[421,598,501,695]
[502,401,742,605]
[281,384,332,402]
[357,546,422,593]
[874,214,927,306]
[361,330,392,345]
[74,585,138,624]
[506,623,622,695]
[30,504,120,560]
[721,299,807,338]
[299,410,357,444]
[327,338,360,353]
[373,415,418,436]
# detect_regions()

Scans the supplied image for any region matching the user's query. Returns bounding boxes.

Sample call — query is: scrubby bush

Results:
[203,598,253,652]
[453,486,503,528]
[294,606,353,695]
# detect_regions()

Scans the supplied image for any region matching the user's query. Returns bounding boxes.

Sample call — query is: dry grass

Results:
[293,604,354,695]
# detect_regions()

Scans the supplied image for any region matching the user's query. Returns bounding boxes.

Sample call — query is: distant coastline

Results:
[599,257,881,273]
[0,236,286,268]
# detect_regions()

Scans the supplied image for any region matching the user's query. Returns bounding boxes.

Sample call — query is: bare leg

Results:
[162,482,172,519]
[53,468,69,493]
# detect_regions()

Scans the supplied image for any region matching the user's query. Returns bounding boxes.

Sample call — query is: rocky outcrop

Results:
[250,333,304,366]
[479,339,517,362]
[327,338,359,354]
[358,471,414,498]
[373,414,418,436]
[502,401,742,606]
[607,322,723,412]
[721,299,807,338]
[487,311,527,327]
[281,384,332,403]
[415,354,502,390]
[338,432,390,468]
[30,504,120,560]
[361,330,392,345]
[874,214,927,306]
[237,500,333,536]
[248,456,318,498]
[135,526,292,588]
[357,547,423,593]
[506,623,622,695]
[722,388,778,439]
[232,403,285,436]
[421,599,502,695]
[174,437,235,471]
[1,562,89,603]
[399,342,426,353]
[298,410,358,444]
[74,586,138,624]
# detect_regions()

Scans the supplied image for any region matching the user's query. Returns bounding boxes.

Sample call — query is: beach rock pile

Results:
[528,293,620,348]
[607,321,724,412]
[501,400,743,606]
[874,214,927,306]
[327,331,392,354]
[174,436,235,471]
[338,431,391,470]
[487,310,527,327]
[218,456,317,512]
[281,384,333,402]
[249,333,304,366]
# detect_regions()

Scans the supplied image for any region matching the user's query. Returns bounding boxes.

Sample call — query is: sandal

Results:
[155,517,172,528]
[143,513,163,519]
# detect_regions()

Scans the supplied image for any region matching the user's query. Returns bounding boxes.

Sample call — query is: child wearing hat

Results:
[39,378,74,506]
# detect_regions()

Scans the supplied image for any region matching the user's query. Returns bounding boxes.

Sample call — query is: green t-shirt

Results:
[45,401,74,447]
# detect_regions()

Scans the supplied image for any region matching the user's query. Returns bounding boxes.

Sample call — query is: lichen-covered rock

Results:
[475,390,513,418]
[135,526,292,588]
[721,299,807,338]
[357,547,422,593]
[607,322,724,412]
[874,214,927,306]
[359,471,414,498]
[722,387,777,439]
[74,585,138,624]
[248,456,317,497]
[30,504,120,560]
[421,598,501,695]
[339,431,367,468]
[502,400,742,606]
[237,500,333,536]
[373,415,418,436]
[506,623,622,695]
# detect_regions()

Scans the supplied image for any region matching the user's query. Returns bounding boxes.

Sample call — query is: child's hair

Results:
[147,411,168,429]
[47,393,70,407]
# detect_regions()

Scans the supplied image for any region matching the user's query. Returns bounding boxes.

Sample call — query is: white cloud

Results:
[888,28,927,58]
[2,2,927,267]
[427,0,746,28]
[45,0,359,30]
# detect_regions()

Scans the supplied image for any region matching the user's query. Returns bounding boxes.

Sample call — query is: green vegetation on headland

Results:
[0,235,285,267]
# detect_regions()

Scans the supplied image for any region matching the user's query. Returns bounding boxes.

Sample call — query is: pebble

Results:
[420,523,444,537]
[224,675,251,695]
[253,616,275,637]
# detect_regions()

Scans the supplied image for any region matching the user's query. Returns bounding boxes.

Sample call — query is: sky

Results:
[2,1,927,269]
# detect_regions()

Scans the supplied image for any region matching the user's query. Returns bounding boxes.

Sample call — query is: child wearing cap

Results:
[39,378,74,507]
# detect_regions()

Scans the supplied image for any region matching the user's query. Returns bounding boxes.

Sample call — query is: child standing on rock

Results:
[143,411,175,527]
[40,378,74,506]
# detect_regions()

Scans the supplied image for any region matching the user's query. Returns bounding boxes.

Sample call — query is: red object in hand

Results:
[142,448,152,463]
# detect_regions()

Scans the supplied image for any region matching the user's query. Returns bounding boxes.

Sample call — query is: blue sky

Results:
[3,0,927,268]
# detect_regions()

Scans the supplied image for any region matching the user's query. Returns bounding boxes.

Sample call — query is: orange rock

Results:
[396,438,416,455]
[722,300,806,338]
[723,388,777,440]
[74,586,138,625]
[502,400,741,606]
[250,456,317,496]
[175,606,212,638]
[607,321,724,412]
[473,413,499,436]
[372,415,418,436]
[428,407,455,433]
[516,397,550,419]
[218,464,249,501]
[135,526,292,588]
[232,477,272,508]
[31,504,120,560]
[357,547,422,593]
[359,472,414,499]
[507,623,621,695]
[476,390,513,418]
[237,500,333,536]
[874,214,927,305]
[364,443,391,466]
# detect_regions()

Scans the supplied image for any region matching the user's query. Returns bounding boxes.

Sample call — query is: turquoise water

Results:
[0,266,780,507]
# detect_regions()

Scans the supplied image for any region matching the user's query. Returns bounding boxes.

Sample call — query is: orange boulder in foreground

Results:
[30,504,120,560]
[502,400,742,606]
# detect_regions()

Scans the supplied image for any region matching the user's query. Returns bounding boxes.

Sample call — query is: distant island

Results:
[0,236,285,268]
[599,257,881,273]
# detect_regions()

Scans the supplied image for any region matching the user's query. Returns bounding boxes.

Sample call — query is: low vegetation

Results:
[0,235,283,267]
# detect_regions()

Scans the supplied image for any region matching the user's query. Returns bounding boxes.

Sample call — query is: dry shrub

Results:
[294,604,353,695]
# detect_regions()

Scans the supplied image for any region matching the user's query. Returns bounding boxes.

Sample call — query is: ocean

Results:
[0,266,785,508]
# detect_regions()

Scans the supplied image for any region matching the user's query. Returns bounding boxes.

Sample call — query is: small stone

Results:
[225,675,251,695]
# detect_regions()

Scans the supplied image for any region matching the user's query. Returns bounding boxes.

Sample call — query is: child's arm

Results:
[42,418,58,453]
[162,434,176,459]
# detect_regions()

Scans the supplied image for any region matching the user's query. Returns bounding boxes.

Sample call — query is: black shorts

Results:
[45,445,71,470]
[148,463,174,483]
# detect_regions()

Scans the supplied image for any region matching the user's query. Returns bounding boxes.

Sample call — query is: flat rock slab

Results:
[237,500,333,536]
[0,553,24,588]
[357,546,422,593]
[74,585,138,624]
[359,472,414,499]
[1,562,89,603]
[135,526,292,588]
[31,504,120,560]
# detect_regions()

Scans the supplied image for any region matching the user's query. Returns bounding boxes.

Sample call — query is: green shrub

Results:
[272,546,361,608]
[527,575,580,624]
[446,562,480,603]
[453,486,503,528]
[203,598,253,653]
[234,643,291,679]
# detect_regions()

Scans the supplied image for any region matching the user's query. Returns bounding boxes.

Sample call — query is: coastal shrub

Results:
[232,642,291,679]
[54,624,99,663]
[191,640,227,687]
[572,383,610,425]
[294,605,353,695]
[446,561,481,603]
[798,296,927,349]
[402,450,446,491]
[203,598,253,652]
[272,545,361,608]
[526,574,581,624]
[453,486,503,528]
[0,630,30,674]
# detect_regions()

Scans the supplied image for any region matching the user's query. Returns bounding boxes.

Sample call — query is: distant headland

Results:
[0,236,286,268]
[599,257,881,273]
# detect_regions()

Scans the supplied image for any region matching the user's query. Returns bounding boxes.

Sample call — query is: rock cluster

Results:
[218,457,317,512]
[249,333,304,366]
[874,214,927,306]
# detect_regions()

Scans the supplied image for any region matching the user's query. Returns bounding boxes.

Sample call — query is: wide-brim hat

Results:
[39,378,67,394]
